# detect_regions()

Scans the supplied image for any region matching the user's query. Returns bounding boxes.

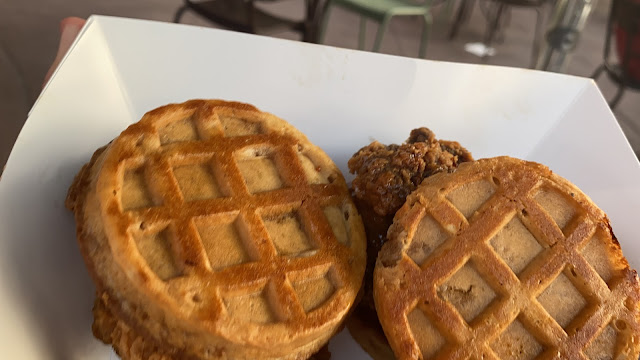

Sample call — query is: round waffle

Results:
[66,100,367,359]
[373,157,640,360]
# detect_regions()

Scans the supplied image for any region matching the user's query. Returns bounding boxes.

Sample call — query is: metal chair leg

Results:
[318,2,333,44]
[530,7,544,68]
[609,84,626,109]
[372,15,392,53]
[419,12,432,59]
[173,5,188,23]
[303,0,324,42]
[435,0,456,27]
[449,0,473,39]
[444,0,457,21]
[483,2,506,60]
[590,64,605,79]
[359,16,367,50]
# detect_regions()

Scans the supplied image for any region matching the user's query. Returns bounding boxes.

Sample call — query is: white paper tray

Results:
[1,15,639,359]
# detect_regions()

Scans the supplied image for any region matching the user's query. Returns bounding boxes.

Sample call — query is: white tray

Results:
[1,15,639,359]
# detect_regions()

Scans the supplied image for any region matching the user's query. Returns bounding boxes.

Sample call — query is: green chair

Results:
[319,0,434,58]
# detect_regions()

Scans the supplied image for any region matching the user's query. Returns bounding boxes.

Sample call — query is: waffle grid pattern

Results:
[381,171,638,359]
[104,103,356,332]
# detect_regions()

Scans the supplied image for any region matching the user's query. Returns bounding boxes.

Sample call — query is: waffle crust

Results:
[374,157,640,360]
[66,100,366,359]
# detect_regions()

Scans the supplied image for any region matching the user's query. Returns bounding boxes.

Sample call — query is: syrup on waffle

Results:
[66,100,366,359]
[374,157,640,360]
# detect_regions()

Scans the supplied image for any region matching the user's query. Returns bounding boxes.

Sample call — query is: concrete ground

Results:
[1,0,638,169]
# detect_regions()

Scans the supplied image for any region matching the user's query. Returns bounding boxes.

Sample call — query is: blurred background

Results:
[1,0,639,170]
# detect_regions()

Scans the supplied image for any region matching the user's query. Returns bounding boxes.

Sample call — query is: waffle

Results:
[345,128,473,360]
[66,99,367,359]
[373,157,640,359]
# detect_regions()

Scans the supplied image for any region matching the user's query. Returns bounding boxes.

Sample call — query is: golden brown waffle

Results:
[373,157,640,360]
[66,99,366,359]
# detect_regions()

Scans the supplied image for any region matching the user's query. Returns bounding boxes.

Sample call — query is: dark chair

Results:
[449,0,547,67]
[591,0,640,109]
[174,0,325,42]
